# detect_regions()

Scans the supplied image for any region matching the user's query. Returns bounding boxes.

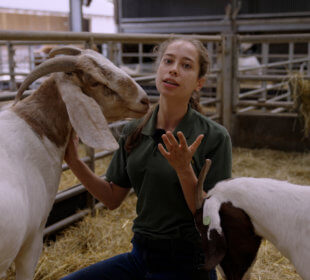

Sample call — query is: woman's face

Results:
[155,40,205,102]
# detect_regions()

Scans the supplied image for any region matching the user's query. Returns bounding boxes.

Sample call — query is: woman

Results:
[62,38,232,280]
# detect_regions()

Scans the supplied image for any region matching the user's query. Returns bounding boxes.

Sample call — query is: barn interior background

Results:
[0,0,309,279]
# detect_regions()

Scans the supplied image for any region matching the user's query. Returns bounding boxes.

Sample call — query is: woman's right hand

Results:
[64,131,80,166]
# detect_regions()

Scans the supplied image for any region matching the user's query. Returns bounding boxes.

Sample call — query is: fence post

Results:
[7,42,17,91]
[221,34,233,134]
[261,42,269,111]
[221,0,240,134]
[308,42,310,76]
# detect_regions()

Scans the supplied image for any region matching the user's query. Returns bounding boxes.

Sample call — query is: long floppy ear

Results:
[56,75,119,151]
[194,207,226,270]
[203,226,227,270]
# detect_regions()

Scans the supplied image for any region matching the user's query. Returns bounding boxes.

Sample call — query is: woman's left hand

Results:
[158,131,204,173]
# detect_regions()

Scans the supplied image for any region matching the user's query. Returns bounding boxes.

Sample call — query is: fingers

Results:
[162,131,178,149]
[158,132,205,171]
[161,131,203,152]
[158,143,170,158]
[189,134,204,153]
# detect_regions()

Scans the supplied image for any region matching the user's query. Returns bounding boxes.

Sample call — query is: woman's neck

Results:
[156,99,188,132]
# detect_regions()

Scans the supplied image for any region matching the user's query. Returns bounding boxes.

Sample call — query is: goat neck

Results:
[12,76,71,148]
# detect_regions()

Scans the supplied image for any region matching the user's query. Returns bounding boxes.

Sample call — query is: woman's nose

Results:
[169,65,178,76]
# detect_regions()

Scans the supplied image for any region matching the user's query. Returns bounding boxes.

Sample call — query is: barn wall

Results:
[120,0,310,18]
[116,0,310,34]
[232,114,310,151]
[0,12,70,31]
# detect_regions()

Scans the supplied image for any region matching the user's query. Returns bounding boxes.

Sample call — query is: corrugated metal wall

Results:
[121,0,229,18]
[121,0,310,18]
[241,0,310,14]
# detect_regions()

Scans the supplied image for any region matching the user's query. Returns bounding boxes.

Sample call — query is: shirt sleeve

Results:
[203,133,232,192]
[105,133,132,189]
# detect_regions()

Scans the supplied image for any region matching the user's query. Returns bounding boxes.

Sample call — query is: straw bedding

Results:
[2,147,309,280]
[290,74,310,137]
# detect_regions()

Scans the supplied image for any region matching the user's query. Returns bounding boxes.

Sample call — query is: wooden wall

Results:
[0,12,69,31]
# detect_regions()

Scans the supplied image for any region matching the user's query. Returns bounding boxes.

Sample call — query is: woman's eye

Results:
[183,63,192,69]
[163,58,172,64]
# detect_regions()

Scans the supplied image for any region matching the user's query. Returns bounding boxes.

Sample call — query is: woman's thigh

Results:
[60,244,218,280]
[61,252,145,280]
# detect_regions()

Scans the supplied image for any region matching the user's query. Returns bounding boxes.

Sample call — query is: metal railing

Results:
[1,30,310,235]
[235,33,310,116]
[0,30,223,236]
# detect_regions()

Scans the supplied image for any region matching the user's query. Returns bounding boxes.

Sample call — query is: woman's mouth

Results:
[163,79,179,87]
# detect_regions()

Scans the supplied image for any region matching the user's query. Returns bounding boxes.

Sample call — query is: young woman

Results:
[62,38,232,280]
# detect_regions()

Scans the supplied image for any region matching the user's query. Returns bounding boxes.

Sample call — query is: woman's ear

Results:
[195,77,206,92]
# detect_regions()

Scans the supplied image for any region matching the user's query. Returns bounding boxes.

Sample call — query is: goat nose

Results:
[141,97,150,106]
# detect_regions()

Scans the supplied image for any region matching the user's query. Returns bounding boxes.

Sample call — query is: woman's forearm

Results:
[66,158,128,209]
[176,164,198,215]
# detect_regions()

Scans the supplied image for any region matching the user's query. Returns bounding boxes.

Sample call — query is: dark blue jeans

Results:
[61,236,217,280]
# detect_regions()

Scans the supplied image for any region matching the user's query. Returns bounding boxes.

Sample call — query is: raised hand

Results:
[158,131,204,173]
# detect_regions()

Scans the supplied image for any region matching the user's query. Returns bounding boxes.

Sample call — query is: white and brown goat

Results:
[0,46,149,280]
[194,160,310,280]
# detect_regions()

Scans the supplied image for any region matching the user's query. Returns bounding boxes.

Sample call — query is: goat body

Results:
[0,110,63,279]
[196,177,310,280]
[0,46,149,280]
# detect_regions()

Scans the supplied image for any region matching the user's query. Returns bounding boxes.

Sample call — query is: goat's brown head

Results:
[194,159,227,271]
[13,46,150,151]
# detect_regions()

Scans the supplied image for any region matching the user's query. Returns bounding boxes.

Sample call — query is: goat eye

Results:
[91,82,100,87]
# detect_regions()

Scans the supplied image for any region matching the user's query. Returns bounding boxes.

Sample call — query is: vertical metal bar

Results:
[7,42,16,91]
[222,34,233,133]
[85,37,94,50]
[85,145,96,216]
[215,41,222,120]
[116,42,122,66]
[107,41,115,62]
[231,34,239,113]
[102,43,108,57]
[69,0,83,32]
[28,45,35,71]
[207,42,213,70]
[288,41,294,73]
[288,42,294,102]
[117,0,123,32]
[261,42,269,111]
[0,45,3,73]
[308,42,310,76]
[138,43,143,72]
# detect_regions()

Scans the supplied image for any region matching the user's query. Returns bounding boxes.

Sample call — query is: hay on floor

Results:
[2,147,309,280]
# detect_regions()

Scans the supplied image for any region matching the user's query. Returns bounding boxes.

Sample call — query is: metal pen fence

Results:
[0,30,223,235]
[236,33,310,116]
[1,30,310,234]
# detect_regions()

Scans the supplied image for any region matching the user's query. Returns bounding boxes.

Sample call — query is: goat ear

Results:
[203,228,227,270]
[56,77,119,151]
[195,208,227,270]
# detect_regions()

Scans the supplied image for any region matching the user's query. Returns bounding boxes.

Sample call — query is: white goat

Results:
[238,56,262,75]
[194,160,310,280]
[0,46,149,280]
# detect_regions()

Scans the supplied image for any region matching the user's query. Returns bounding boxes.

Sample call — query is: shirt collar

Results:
[141,104,195,139]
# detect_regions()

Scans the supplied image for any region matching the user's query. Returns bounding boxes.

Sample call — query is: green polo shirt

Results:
[106,105,232,241]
